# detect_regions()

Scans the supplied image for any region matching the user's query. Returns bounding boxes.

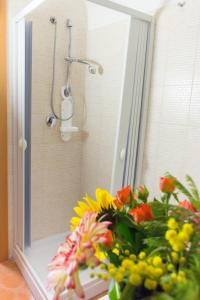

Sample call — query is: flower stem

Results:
[120,283,135,300]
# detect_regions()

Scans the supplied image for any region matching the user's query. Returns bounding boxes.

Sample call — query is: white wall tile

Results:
[142,0,200,197]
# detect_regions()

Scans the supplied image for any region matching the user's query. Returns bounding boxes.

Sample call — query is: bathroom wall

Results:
[26,0,86,241]
[80,18,130,196]
[141,0,200,197]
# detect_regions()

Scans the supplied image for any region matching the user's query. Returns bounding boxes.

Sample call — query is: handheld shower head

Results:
[65,56,104,75]
[88,65,97,75]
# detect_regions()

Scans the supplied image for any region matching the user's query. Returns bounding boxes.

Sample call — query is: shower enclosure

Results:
[13,0,154,299]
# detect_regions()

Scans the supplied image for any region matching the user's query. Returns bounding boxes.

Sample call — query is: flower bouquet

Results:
[48,175,200,300]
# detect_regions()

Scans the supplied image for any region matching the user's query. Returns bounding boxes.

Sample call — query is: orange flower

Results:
[134,185,149,201]
[129,203,153,224]
[179,200,196,212]
[102,230,113,248]
[160,176,176,193]
[114,185,131,209]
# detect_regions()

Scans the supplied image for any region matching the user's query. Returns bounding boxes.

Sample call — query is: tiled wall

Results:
[141,0,200,198]
[80,19,130,197]
[27,0,87,241]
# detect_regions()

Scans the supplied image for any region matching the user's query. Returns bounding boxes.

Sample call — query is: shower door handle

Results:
[120,148,126,161]
[19,138,28,151]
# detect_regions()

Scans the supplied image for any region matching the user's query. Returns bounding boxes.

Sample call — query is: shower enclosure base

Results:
[14,233,108,300]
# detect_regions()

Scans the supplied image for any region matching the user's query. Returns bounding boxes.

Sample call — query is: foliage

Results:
[48,175,200,300]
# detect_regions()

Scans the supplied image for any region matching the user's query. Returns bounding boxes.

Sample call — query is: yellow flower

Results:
[171,273,178,283]
[114,273,123,283]
[129,254,136,261]
[178,231,190,242]
[108,264,116,276]
[112,248,120,256]
[162,282,171,292]
[94,244,106,260]
[139,252,146,260]
[70,217,81,230]
[109,268,116,276]
[122,259,134,269]
[144,278,157,290]
[102,274,110,281]
[153,268,163,278]
[178,270,186,278]
[147,257,153,264]
[99,264,106,270]
[137,261,147,274]
[171,239,184,252]
[96,188,115,210]
[182,223,193,236]
[165,229,177,241]
[171,252,179,263]
[70,189,115,229]
[152,256,162,267]
[125,249,130,256]
[129,274,142,286]
[168,218,178,230]
[130,265,140,273]
[179,256,186,265]
[108,264,115,270]
[167,264,174,272]
[146,265,155,277]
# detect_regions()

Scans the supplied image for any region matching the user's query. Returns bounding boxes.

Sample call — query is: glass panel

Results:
[23,0,130,295]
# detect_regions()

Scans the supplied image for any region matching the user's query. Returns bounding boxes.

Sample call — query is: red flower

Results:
[129,203,153,224]
[179,200,197,212]
[102,230,113,248]
[114,185,131,209]
[134,185,149,201]
[160,176,176,193]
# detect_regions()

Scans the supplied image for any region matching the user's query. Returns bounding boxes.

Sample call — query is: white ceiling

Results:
[110,0,167,15]
[86,0,169,30]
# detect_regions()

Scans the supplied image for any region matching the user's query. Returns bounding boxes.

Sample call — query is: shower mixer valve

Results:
[46,113,57,127]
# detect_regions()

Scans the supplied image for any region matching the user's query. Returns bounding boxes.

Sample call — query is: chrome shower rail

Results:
[65,56,104,75]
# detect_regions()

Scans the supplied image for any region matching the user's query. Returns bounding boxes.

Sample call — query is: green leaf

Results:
[174,179,194,203]
[109,281,121,300]
[115,223,135,245]
[150,201,169,218]
[120,283,135,300]
[149,293,174,300]
[107,250,120,266]
[115,211,140,229]
[185,175,200,202]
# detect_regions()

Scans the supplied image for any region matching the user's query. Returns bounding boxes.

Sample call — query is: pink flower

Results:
[48,213,111,299]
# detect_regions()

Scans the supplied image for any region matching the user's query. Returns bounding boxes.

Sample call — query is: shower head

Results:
[88,65,97,75]
[65,56,104,75]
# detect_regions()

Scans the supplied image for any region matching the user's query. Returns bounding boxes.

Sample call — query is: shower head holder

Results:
[50,16,57,24]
